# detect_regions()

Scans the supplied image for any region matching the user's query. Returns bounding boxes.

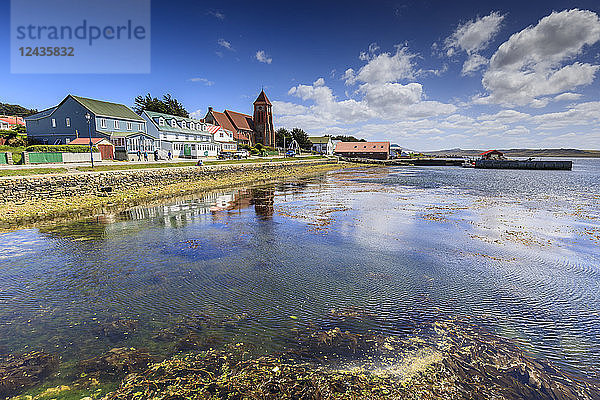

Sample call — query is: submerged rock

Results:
[0,351,58,398]
[96,319,139,343]
[98,319,139,343]
[77,347,152,377]
[175,333,224,352]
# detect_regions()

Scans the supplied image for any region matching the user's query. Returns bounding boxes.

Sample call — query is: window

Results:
[139,123,144,132]
[65,138,71,144]
[65,118,70,127]
[114,120,119,129]
[159,117,165,126]
[51,118,56,128]
[171,119,176,127]
[127,122,132,131]
[100,118,107,128]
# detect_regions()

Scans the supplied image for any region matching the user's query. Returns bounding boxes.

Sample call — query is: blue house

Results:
[25,95,154,159]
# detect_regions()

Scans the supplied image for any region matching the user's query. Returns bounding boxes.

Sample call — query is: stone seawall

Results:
[0,159,337,204]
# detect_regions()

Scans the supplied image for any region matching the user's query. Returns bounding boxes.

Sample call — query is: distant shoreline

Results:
[423,149,600,158]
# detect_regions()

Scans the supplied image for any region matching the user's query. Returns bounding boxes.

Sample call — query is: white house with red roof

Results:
[0,116,25,130]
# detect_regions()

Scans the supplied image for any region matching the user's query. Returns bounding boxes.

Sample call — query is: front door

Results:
[184,144,191,157]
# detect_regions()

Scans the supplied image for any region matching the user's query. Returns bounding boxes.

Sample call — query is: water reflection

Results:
[0,160,599,398]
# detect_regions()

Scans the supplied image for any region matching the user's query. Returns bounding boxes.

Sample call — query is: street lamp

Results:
[85,113,94,168]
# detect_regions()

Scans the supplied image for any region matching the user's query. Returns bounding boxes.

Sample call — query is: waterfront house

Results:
[204,108,252,146]
[334,141,390,160]
[480,150,504,160]
[308,136,334,155]
[24,95,151,158]
[205,123,237,154]
[68,137,115,160]
[142,111,219,158]
[0,116,25,130]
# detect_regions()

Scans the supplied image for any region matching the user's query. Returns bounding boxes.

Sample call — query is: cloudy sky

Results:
[1,0,600,150]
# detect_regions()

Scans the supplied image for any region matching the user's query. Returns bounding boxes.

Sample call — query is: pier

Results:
[475,159,572,170]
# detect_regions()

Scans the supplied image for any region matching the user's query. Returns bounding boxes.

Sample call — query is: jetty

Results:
[474,159,572,170]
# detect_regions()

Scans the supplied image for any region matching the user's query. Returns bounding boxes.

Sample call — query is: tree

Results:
[133,93,190,117]
[0,102,37,117]
[275,128,293,148]
[291,128,311,150]
[331,135,366,142]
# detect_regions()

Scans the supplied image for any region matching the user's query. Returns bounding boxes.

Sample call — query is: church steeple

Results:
[253,90,275,146]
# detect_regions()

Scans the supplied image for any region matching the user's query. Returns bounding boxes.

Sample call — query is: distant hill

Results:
[0,102,38,117]
[423,148,600,158]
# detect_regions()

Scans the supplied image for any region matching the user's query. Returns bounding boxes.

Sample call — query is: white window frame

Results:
[159,117,165,126]
[100,118,107,128]
[127,122,132,131]
[114,120,119,129]
[65,118,70,127]
[171,119,176,128]
[51,118,56,128]
[139,123,144,132]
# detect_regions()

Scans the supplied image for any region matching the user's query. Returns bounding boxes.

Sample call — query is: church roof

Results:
[253,90,272,105]
[210,110,237,134]
[211,109,251,141]
[225,110,254,132]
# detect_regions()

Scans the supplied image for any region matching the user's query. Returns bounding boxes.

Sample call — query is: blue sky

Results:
[1,0,600,150]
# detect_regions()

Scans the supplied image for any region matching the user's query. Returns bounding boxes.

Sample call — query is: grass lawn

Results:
[0,167,68,177]
[76,155,325,172]
[0,156,327,177]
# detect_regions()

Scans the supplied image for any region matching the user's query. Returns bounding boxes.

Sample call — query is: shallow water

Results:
[1,159,599,392]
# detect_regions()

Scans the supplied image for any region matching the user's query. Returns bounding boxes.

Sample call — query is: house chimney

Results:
[208,107,213,112]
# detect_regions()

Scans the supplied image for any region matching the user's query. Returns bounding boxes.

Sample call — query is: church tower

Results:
[253,90,275,146]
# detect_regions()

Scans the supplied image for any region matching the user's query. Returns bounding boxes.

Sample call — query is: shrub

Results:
[254,143,264,151]
[25,145,98,153]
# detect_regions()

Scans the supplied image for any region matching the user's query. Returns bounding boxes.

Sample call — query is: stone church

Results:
[204,90,275,147]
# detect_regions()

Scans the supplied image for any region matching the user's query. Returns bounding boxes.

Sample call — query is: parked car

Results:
[233,150,249,159]
[286,150,296,157]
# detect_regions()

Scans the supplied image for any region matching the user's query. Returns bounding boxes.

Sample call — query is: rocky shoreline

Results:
[0,159,348,230]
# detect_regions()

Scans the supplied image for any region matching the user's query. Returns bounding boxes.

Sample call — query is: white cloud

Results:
[188,77,214,86]
[255,50,272,64]
[481,9,600,106]
[217,39,233,50]
[190,109,206,119]
[359,42,380,61]
[271,100,309,116]
[477,109,530,123]
[346,45,416,84]
[444,12,505,55]
[553,92,582,102]
[442,12,504,75]
[531,101,600,129]
[208,10,225,20]
[462,54,488,75]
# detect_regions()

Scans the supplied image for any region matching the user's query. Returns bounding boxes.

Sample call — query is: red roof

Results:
[0,116,25,126]
[253,90,272,106]
[210,110,237,134]
[224,110,253,141]
[69,137,112,145]
[479,150,503,156]
[334,141,390,153]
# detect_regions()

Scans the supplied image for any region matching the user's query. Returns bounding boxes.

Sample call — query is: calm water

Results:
[1,159,599,384]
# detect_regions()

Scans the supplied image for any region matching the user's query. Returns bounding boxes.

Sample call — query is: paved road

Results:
[0,154,320,170]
